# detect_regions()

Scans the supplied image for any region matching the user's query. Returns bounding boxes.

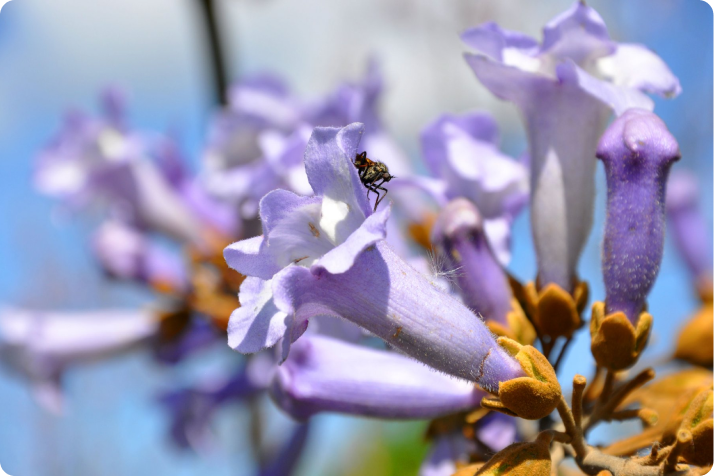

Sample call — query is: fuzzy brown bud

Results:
[590,301,652,370]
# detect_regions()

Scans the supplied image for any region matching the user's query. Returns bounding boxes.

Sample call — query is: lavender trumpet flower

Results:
[666,171,713,286]
[598,109,680,322]
[0,307,158,413]
[270,335,486,420]
[462,1,680,291]
[224,123,525,391]
[418,112,529,264]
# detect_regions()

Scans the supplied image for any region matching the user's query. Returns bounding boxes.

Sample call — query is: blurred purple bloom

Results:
[666,171,713,284]
[92,220,188,291]
[159,355,270,451]
[270,335,486,420]
[35,91,210,246]
[463,1,680,290]
[418,112,528,264]
[0,307,157,413]
[152,319,223,365]
[419,433,474,476]
[258,422,310,476]
[598,109,680,322]
[431,199,514,327]
[224,123,524,390]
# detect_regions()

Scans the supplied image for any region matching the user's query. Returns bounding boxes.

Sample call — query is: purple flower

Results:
[0,307,157,413]
[597,109,680,322]
[419,433,474,476]
[462,2,680,291]
[159,355,269,451]
[270,335,486,420]
[258,422,310,476]
[92,220,188,292]
[431,199,514,328]
[35,91,209,246]
[418,112,528,263]
[224,123,524,390]
[666,171,712,285]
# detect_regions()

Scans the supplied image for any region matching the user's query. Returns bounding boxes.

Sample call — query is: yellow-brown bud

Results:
[674,302,713,367]
[679,389,714,466]
[590,301,652,371]
[482,338,561,420]
[519,281,587,340]
[486,298,537,345]
[474,431,552,476]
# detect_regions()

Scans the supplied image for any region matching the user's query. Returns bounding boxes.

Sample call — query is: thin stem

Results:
[572,374,587,428]
[553,336,573,373]
[587,368,655,432]
[557,395,588,459]
[196,0,230,106]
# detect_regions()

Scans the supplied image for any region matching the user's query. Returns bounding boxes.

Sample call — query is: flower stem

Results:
[196,0,229,105]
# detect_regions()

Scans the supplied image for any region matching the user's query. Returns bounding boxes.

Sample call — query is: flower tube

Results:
[431,198,534,344]
[591,109,679,370]
[270,335,486,420]
[224,123,525,391]
[462,1,680,291]
[598,109,680,321]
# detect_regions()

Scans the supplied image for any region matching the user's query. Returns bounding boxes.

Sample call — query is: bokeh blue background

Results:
[0,0,711,474]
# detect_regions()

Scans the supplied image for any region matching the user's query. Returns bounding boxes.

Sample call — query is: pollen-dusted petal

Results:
[226,277,291,354]
[313,205,390,275]
[270,335,487,420]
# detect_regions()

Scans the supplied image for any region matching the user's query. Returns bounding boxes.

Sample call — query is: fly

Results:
[353,151,394,212]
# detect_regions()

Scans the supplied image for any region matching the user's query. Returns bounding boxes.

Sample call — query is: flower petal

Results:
[270,335,486,420]
[304,124,372,218]
[597,43,682,98]
[227,277,291,354]
[312,204,390,274]
[224,236,281,280]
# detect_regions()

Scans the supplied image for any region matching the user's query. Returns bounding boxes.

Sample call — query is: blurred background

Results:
[0,0,711,474]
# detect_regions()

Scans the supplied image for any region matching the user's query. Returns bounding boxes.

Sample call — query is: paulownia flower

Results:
[270,334,486,420]
[666,171,713,288]
[417,112,528,264]
[224,123,524,390]
[598,109,680,322]
[0,307,157,413]
[462,1,680,291]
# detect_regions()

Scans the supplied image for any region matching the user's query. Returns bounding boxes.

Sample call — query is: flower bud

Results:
[678,389,713,467]
[473,431,553,476]
[482,338,561,420]
[431,199,535,344]
[597,108,680,322]
[590,301,652,371]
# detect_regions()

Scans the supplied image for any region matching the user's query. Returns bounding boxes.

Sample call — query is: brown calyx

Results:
[486,298,537,346]
[474,431,553,476]
[673,302,713,367]
[482,338,561,420]
[590,301,652,371]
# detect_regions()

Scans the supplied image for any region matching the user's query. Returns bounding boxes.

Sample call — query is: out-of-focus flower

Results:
[419,433,474,476]
[92,219,188,292]
[598,109,680,322]
[418,112,528,264]
[666,171,713,289]
[0,307,158,413]
[35,90,214,247]
[431,198,535,344]
[224,123,525,390]
[159,355,270,451]
[463,1,680,291]
[270,335,486,420]
[258,421,311,476]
